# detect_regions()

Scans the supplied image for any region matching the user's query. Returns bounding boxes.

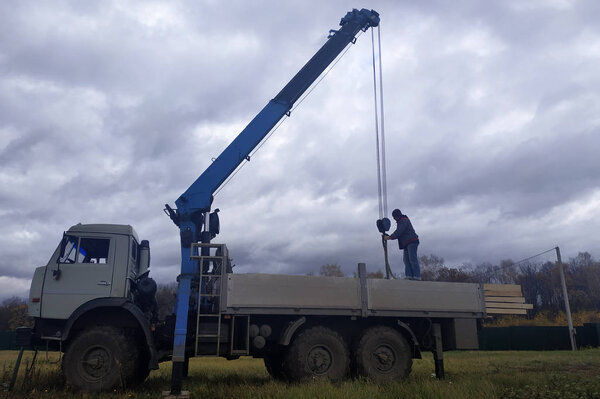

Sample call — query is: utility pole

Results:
[556,246,577,350]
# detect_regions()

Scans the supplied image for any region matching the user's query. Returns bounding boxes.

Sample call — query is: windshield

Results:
[60,237,78,263]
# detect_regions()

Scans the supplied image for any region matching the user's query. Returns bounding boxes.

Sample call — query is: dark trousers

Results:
[403,242,421,279]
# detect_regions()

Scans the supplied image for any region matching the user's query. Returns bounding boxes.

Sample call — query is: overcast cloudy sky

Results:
[1,0,599,299]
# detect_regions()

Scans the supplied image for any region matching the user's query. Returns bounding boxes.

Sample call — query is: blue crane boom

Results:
[169,9,379,220]
[167,8,379,393]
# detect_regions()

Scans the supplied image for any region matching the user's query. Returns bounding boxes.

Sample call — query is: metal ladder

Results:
[191,243,228,357]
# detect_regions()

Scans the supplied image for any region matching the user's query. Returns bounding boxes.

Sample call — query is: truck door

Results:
[41,235,115,320]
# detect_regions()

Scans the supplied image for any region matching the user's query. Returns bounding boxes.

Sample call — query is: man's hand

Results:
[383,234,391,241]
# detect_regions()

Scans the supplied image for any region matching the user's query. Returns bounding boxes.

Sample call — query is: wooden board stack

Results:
[483,284,533,315]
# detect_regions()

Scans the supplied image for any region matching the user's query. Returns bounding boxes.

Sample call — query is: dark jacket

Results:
[389,214,419,249]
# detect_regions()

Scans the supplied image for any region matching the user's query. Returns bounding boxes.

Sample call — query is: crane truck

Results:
[22,9,487,394]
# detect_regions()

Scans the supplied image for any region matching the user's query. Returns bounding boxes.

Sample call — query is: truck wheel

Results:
[264,350,286,380]
[355,326,412,381]
[284,326,349,382]
[63,326,138,391]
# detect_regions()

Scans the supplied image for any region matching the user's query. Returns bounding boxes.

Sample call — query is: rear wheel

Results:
[355,326,412,381]
[283,326,349,382]
[63,326,138,391]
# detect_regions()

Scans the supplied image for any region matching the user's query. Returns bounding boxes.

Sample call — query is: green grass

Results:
[2,349,600,399]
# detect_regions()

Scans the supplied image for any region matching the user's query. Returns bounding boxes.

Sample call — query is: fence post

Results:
[556,246,576,350]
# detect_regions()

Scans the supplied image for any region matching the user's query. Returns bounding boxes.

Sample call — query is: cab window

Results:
[79,238,110,264]
[131,239,138,261]
[131,238,139,274]
[59,236,110,264]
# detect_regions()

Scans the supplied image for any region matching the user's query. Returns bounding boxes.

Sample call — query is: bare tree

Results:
[367,269,384,279]
[319,264,345,277]
[156,283,177,319]
[419,254,445,281]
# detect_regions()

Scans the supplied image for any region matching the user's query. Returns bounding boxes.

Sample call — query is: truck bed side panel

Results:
[368,279,484,313]
[226,274,360,309]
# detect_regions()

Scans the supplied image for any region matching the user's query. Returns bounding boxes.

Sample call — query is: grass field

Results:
[2,349,600,399]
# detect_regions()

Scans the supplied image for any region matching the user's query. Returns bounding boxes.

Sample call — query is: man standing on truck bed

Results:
[384,209,421,280]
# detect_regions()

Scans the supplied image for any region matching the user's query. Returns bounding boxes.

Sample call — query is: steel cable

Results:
[371,27,384,219]
[377,25,388,217]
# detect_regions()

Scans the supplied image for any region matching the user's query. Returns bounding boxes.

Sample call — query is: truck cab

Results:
[29,224,147,321]
[24,224,160,392]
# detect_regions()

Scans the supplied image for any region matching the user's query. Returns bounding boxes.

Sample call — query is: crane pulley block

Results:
[376,217,391,233]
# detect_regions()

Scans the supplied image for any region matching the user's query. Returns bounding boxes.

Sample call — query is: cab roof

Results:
[67,223,139,242]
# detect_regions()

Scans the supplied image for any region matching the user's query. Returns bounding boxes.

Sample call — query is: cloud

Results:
[1,1,599,301]
[0,276,31,299]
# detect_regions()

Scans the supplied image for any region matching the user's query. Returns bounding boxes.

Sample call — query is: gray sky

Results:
[1,0,599,299]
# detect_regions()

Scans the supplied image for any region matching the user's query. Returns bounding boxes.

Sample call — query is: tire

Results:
[283,326,349,382]
[354,326,412,381]
[63,326,139,392]
[264,350,286,381]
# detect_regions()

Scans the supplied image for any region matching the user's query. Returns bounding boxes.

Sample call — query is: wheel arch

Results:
[278,316,306,346]
[62,297,158,369]
[395,320,422,359]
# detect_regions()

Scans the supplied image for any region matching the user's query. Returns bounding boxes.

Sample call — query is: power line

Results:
[469,247,557,280]
[511,247,557,268]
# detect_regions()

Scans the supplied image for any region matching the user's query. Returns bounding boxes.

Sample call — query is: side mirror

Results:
[52,269,62,280]
[138,240,151,276]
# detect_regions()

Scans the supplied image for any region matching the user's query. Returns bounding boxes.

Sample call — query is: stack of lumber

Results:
[484,284,533,315]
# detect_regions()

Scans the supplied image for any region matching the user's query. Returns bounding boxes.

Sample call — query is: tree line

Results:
[420,251,600,316]
[318,252,600,316]
[0,297,33,331]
